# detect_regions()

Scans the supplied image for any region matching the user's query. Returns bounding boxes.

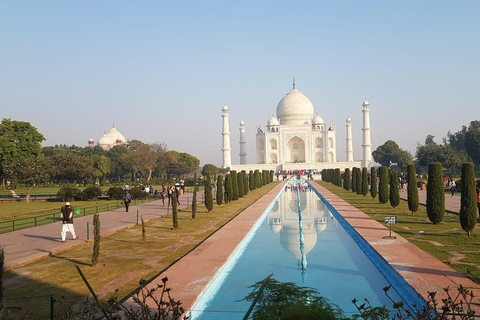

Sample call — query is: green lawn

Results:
[316,181,480,284]
[3,182,278,318]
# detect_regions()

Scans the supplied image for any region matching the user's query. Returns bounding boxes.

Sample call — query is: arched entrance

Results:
[286,136,305,163]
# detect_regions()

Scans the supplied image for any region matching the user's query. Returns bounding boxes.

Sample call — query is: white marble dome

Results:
[106,127,126,144]
[276,88,315,126]
[312,114,324,125]
[97,134,115,148]
[267,116,279,126]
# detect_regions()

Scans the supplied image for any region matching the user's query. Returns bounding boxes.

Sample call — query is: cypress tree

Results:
[407,164,419,215]
[141,216,146,241]
[0,246,3,313]
[344,168,351,190]
[460,162,477,237]
[378,166,389,204]
[242,170,249,195]
[255,170,261,188]
[92,213,100,266]
[225,174,233,203]
[216,174,223,206]
[172,190,179,227]
[204,173,214,211]
[270,170,274,183]
[192,173,198,219]
[370,167,377,199]
[231,170,238,200]
[334,168,340,186]
[322,169,326,181]
[249,170,254,191]
[427,163,445,224]
[237,171,244,198]
[362,167,369,196]
[356,167,362,195]
[389,171,400,208]
[352,168,357,193]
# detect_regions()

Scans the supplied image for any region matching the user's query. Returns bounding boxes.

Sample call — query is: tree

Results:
[361,167,368,196]
[224,173,233,203]
[4,157,52,202]
[231,170,239,200]
[192,173,198,219]
[352,168,357,193]
[378,166,389,204]
[105,145,130,181]
[372,140,413,170]
[460,162,477,237]
[165,150,199,179]
[91,155,111,185]
[343,168,351,190]
[254,170,261,190]
[242,170,248,195]
[249,170,254,191]
[335,168,341,187]
[465,130,480,166]
[172,190,179,228]
[122,143,167,181]
[237,172,244,198]
[427,163,445,224]
[202,164,219,177]
[0,119,45,181]
[356,167,362,195]
[204,173,213,212]
[389,171,400,209]
[92,213,101,266]
[407,164,419,215]
[370,167,377,199]
[216,174,223,206]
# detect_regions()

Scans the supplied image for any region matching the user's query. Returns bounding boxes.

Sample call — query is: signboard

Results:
[76,209,81,214]
[384,216,396,225]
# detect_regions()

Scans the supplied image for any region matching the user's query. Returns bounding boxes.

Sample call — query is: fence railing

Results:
[0,197,157,234]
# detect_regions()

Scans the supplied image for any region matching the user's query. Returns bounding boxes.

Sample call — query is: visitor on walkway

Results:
[60,202,77,242]
[449,181,457,198]
[477,189,480,219]
[124,190,132,212]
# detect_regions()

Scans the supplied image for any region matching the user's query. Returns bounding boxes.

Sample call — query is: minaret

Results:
[346,117,353,162]
[239,120,247,165]
[362,99,372,168]
[221,104,232,169]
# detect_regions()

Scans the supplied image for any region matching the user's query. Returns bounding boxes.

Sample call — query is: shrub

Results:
[378,166,388,204]
[407,164,419,215]
[231,170,238,200]
[417,181,426,188]
[129,187,149,200]
[460,162,477,237]
[204,173,213,212]
[362,167,368,196]
[82,185,102,200]
[242,171,249,195]
[356,168,362,195]
[370,167,377,199]
[107,186,125,200]
[344,168,351,191]
[57,185,81,201]
[352,168,357,193]
[237,171,244,198]
[92,213,100,266]
[216,174,223,206]
[427,163,445,224]
[389,171,400,208]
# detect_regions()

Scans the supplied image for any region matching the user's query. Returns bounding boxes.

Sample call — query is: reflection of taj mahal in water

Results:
[268,184,337,271]
[222,80,373,172]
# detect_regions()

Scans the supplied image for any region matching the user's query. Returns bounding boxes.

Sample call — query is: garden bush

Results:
[57,185,81,201]
[129,187,149,200]
[81,185,103,200]
[107,186,125,200]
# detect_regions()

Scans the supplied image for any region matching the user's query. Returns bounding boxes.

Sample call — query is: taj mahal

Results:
[221,81,373,172]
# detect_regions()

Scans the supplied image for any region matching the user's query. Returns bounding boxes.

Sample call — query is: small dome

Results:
[267,116,279,126]
[98,134,114,147]
[276,87,314,126]
[346,117,351,122]
[88,138,94,142]
[222,104,229,111]
[270,224,282,234]
[312,115,324,125]
[362,99,369,107]
[240,120,245,126]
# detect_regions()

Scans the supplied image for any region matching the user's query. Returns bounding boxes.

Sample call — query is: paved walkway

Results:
[0,192,202,270]
[131,181,480,317]
[399,188,461,213]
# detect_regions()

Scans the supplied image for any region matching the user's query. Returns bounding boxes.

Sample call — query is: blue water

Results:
[190,182,423,319]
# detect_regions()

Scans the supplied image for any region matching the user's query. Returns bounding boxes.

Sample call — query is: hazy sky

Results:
[1,1,479,167]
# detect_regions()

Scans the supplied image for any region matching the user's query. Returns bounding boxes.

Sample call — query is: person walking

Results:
[124,190,132,212]
[449,181,457,198]
[477,189,480,219]
[61,202,77,242]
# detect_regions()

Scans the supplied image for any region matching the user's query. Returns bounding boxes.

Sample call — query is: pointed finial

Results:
[293,78,296,89]
[113,123,115,128]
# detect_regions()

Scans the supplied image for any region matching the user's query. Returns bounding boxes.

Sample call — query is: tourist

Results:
[449,181,457,198]
[60,202,77,242]
[124,190,132,212]
[477,189,480,219]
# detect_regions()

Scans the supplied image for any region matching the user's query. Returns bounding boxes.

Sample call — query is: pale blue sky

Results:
[1,1,479,167]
